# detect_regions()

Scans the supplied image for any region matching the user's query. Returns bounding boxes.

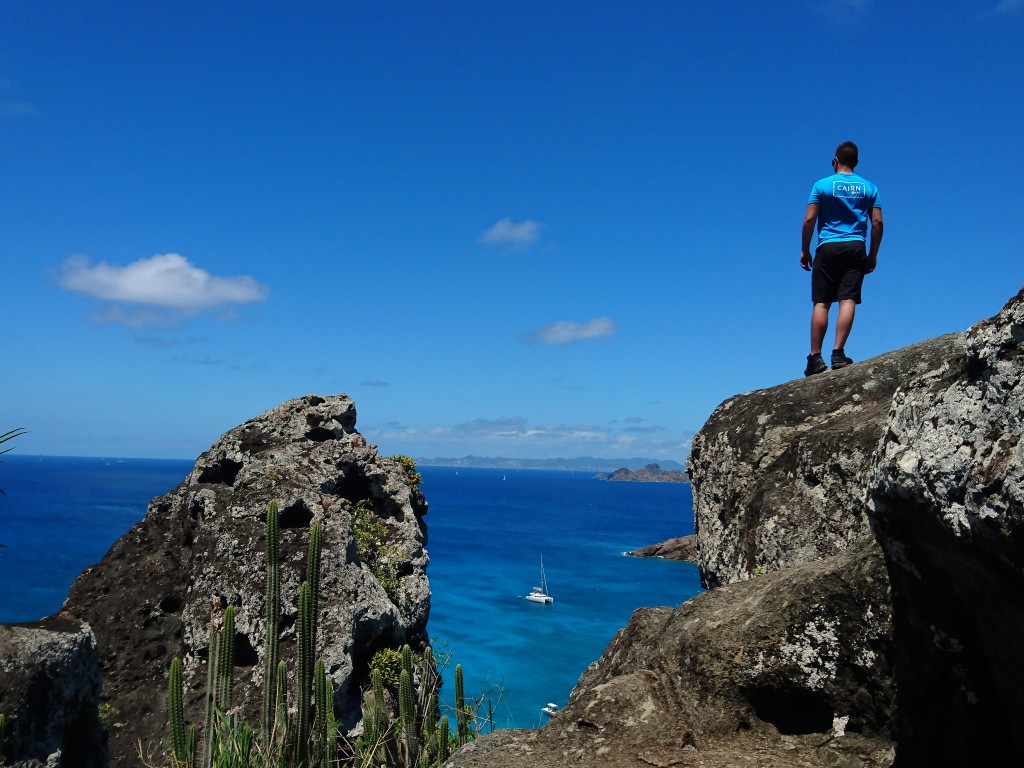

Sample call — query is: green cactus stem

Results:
[217,606,236,713]
[436,716,450,765]
[455,664,469,747]
[399,667,418,766]
[262,500,281,744]
[168,657,188,764]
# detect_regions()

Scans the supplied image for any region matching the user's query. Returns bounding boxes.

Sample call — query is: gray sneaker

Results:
[804,354,827,376]
[831,351,854,370]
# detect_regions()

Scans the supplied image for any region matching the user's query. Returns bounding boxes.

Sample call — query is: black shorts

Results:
[811,241,867,304]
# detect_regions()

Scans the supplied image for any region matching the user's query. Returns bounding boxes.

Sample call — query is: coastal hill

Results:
[447,290,1024,767]
[596,462,688,483]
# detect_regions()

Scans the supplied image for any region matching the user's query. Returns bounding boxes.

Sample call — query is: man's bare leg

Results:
[810,302,831,355]
[834,300,856,351]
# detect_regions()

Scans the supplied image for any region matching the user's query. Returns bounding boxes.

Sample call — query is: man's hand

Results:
[865,254,877,274]
[800,250,813,271]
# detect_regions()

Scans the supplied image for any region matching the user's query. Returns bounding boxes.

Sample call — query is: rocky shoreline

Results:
[624,533,697,562]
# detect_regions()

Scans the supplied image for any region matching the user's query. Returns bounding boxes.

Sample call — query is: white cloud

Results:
[57,253,269,312]
[994,0,1023,13]
[478,218,542,249]
[527,317,616,345]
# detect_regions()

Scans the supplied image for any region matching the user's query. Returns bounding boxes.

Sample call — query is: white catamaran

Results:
[524,555,554,604]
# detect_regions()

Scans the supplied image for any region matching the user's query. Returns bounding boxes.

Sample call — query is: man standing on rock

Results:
[800,141,883,376]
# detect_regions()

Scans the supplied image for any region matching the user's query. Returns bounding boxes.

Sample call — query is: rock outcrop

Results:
[0,615,106,767]
[866,290,1024,764]
[451,290,1024,766]
[625,533,697,562]
[62,394,429,766]
[687,332,966,588]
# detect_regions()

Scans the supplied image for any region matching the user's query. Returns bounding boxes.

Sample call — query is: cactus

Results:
[325,679,338,768]
[274,660,289,754]
[356,667,388,767]
[454,664,469,747]
[168,657,189,765]
[262,501,281,744]
[436,716,450,765]
[217,606,236,713]
[296,580,313,764]
[399,668,417,766]
[313,659,333,765]
[203,620,219,768]
[306,522,322,621]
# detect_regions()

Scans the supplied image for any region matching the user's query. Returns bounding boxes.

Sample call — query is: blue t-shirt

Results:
[808,173,881,247]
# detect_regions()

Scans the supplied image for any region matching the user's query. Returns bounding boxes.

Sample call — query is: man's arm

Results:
[800,203,818,271]
[866,207,883,273]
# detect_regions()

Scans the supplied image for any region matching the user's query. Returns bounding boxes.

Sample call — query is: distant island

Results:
[416,455,687,472]
[596,463,689,483]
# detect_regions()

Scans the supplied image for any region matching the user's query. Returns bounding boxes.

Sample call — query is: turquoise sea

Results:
[0,456,701,729]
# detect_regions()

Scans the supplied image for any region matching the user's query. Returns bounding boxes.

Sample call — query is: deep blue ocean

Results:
[0,456,701,729]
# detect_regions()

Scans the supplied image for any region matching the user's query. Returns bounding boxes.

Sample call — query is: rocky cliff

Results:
[448,291,1024,766]
[60,394,429,766]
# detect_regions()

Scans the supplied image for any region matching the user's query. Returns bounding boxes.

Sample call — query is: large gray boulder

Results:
[867,288,1024,764]
[63,394,429,766]
[687,332,966,587]
[0,615,106,767]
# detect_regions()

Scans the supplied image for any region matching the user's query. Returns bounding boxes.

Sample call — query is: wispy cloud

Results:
[993,0,1023,13]
[57,253,269,325]
[527,317,616,345]
[362,414,692,461]
[478,218,543,250]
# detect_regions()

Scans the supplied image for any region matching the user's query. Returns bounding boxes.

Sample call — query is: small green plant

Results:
[390,455,421,493]
[369,648,404,688]
[753,564,766,577]
[98,702,120,728]
[349,499,407,605]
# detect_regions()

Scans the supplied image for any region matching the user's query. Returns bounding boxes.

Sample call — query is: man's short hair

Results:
[835,141,859,169]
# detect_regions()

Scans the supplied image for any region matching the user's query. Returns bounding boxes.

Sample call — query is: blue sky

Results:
[3,1,1022,462]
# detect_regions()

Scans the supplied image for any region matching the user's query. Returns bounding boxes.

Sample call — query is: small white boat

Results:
[524,555,554,604]
[541,702,559,716]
